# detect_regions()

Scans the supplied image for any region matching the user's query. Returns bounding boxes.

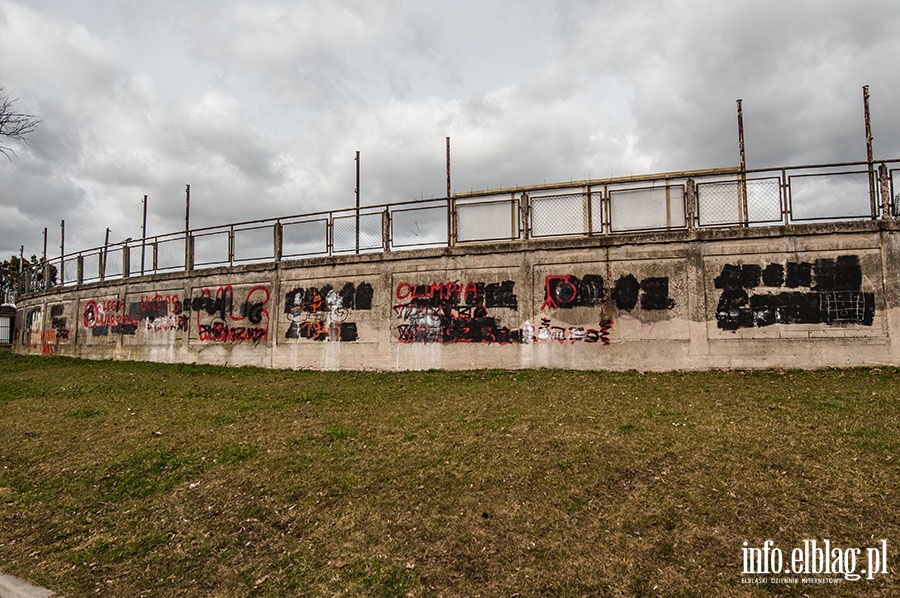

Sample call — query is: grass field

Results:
[0,348,897,596]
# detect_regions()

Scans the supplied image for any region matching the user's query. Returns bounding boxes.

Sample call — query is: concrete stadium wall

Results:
[12,221,900,371]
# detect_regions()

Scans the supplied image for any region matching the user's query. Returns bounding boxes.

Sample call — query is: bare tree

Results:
[0,88,41,160]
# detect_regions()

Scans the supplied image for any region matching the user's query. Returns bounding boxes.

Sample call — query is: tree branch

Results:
[0,88,41,160]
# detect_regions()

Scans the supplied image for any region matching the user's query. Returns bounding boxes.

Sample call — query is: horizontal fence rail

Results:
[14,159,900,298]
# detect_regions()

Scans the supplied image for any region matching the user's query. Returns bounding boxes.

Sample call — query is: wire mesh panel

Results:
[610,185,685,232]
[391,204,448,248]
[81,252,101,283]
[457,199,518,242]
[282,218,328,258]
[744,177,783,224]
[697,180,741,226]
[233,224,274,263]
[531,193,591,238]
[788,171,872,221]
[698,178,783,226]
[62,256,78,285]
[103,248,123,279]
[128,245,147,276]
[155,237,185,272]
[193,231,230,267]
[332,212,383,253]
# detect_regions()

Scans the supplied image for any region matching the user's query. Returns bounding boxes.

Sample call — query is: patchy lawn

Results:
[0,349,897,596]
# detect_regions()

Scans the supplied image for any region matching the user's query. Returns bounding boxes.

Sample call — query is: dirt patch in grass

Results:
[0,350,897,595]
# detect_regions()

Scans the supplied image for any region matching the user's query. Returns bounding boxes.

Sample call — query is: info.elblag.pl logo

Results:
[741,539,889,584]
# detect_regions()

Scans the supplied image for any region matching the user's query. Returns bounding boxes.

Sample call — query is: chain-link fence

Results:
[333,212,383,253]
[62,256,78,285]
[17,159,900,296]
[531,192,598,238]
[457,197,519,242]
[696,180,742,227]
[81,252,101,284]
[233,224,275,263]
[193,230,229,268]
[128,244,147,277]
[282,217,328,258]
[609,184,686,232]
[155,236,186,271]
[103,246,123,280]
[788,170,872,221]
[696,177,782,227]
[391,203,448,248]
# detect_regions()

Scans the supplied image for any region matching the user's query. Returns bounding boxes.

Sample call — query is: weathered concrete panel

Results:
[14,222,900,371]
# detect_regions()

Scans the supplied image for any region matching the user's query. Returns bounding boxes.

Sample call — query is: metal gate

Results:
[0,316,11,344]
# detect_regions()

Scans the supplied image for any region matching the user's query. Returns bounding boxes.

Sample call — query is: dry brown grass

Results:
[0,349,898,596]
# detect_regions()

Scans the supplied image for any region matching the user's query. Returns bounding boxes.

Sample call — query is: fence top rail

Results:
[747,159,899,175]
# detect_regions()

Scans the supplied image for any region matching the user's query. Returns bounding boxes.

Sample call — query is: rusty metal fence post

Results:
[274,221,283,261]
[878,163,890,220]
[520,192,530,240]
[185,236,194,272]
[686,179,696,230]
[448,198,457,247]
[382,208,391,252]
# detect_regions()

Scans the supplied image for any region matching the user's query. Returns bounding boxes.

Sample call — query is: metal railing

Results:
[16,159,900,297]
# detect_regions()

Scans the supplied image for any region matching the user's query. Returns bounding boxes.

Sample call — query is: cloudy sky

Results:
[1,0,898,259]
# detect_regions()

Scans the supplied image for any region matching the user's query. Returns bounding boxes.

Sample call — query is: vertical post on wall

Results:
[382,208,391,253]
[101,227,110,280]
[585,185,593,235]
[184,184,191,271]
[520,192,530,240]
[446,137,451,199]
[18,246,24,300]
[863,85,876,218]
[686,179,697,230]
[122,244,129,279]
[185,184,191,234]
[60,220,65,285]
[878,162,891,219]
[446,136,454,247]
[43,226,50,289]
[141,194,148,275]
[42,228,48,289]
[355,151,360,254]
[736,99,748,226]
[274,221,283,261]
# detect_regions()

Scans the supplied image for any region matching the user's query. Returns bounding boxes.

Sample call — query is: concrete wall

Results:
[13,221,900,371]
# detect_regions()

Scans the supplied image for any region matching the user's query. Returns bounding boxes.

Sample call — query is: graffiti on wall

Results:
[38,303,73,355]
[189,285,270,343]
[525,317,614,345]
[78,285,271,343]
[535,273,676,345]
[23,306,42,350]
[541,273,675,312]
[714,255,875,330]
[133,294,190,334]
[284,282,373,341]
[394,279,521,344]
[49,304,71,341]
[83,298,139,336]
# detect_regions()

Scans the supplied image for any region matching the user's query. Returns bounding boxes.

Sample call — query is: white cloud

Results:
[1,0,899,259]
